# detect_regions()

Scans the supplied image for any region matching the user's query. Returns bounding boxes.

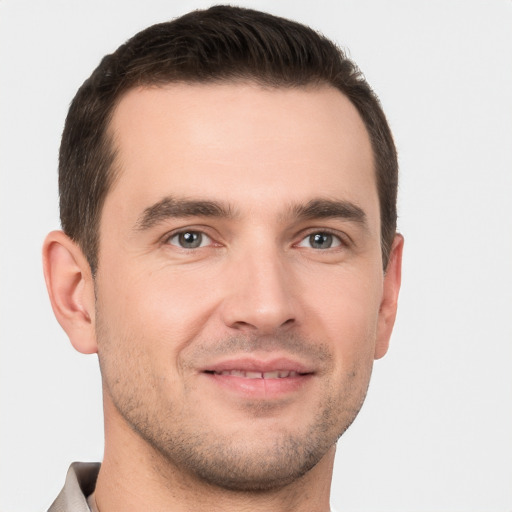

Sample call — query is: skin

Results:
[43,83,403,512]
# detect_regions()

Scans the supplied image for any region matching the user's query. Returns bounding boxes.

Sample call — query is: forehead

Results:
[105,82,377,227]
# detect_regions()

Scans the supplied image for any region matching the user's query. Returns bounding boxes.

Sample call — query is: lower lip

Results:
[202,372,313,399]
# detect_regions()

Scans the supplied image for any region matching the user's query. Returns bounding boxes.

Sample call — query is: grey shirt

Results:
[48,462,100,512]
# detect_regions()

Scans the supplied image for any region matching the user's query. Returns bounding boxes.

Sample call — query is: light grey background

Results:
[1,1,511,511]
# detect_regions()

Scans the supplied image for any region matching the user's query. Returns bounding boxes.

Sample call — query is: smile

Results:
[200,358,315,400]
[209,370,302,379]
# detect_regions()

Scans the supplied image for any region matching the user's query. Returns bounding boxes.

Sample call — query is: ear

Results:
[374,234,404,360]
[42,230,98,354]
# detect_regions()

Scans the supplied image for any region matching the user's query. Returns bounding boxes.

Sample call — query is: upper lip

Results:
[201,357,314,375]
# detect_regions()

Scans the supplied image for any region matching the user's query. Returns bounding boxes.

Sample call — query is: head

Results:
[45,5,403,497]
[58,5,398,276]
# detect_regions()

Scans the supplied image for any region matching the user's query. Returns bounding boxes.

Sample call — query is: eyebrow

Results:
[135,196,367,232]
[135,196,237,231]
[289,198,367,226]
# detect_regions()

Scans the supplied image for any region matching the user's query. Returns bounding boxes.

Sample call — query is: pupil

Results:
[180,232,201,248]
[311,233,332,249]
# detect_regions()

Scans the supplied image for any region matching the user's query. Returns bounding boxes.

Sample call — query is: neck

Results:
[94,398,335,512]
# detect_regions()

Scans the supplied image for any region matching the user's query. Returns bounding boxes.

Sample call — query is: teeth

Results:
[214,370,300,379]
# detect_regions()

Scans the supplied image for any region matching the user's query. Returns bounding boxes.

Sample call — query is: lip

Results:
[202,356,314,374]
[200,356,315,399]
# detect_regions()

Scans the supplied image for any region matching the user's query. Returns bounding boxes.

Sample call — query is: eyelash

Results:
[295,229,347,250]
[163,227,348,251]
[164,229,215,249]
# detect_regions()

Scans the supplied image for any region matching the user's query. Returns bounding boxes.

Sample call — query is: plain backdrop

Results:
[1,1,511,511]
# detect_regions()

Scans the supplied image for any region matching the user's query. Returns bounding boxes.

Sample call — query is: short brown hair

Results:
[59,5,398,274]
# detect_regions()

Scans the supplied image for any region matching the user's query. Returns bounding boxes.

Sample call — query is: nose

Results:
[219,246,298,335]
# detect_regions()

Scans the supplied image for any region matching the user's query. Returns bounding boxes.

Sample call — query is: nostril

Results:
[230,320,259,331]
[228,317,295,333]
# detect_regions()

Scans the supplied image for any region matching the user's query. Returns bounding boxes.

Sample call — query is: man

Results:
[43,5,402,511]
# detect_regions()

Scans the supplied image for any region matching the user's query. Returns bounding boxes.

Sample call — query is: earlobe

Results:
[42,230,98,354]
[374,234,404,360]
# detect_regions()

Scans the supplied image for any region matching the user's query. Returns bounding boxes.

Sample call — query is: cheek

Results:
[301,267,383,386]
[95,262,222,362]
[306,265,382,337]
[94,285,182,414]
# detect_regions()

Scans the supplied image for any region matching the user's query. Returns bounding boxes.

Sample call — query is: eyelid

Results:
[169,232,212,248]
[294,228,349,249]
[159,225,350,250]
[161,226,219,248]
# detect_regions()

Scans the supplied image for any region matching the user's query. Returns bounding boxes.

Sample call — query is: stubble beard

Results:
[97,316,373,492]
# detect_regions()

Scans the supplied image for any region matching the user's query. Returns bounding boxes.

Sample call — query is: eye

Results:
[167,230,212,249]
[297,232,343,250]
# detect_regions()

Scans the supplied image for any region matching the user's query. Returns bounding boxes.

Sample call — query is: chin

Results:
[173,435,333,492]
[141,415,344,493]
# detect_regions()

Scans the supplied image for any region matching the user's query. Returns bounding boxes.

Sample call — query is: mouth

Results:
[205,369,304,379]
[200,357,315,398]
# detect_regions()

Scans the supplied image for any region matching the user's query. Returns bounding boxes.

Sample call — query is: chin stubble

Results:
[97,318,373,492]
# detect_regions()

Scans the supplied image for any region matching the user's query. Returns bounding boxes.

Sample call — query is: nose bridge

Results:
[220,236,297,333]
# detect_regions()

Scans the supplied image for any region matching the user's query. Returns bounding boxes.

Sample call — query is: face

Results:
[94,83,398,491]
